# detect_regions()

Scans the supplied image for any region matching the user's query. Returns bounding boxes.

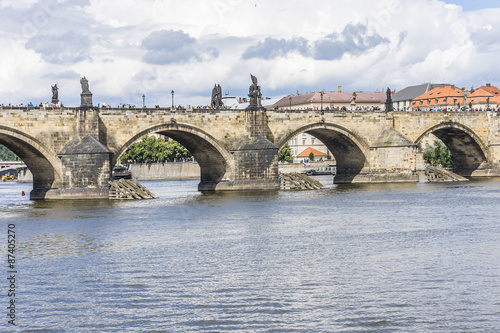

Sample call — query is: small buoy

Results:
[21,191,25,196]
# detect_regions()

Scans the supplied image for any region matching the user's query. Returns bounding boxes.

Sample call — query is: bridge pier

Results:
[33,134,112,200]
[334,127,419,184]
[203,108,279,191]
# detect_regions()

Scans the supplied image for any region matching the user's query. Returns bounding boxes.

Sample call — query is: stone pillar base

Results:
[198,179,280,191]
[334,172,419,184]
[30,188,110,200]
[458,167,500,177]
[80,92,93,109]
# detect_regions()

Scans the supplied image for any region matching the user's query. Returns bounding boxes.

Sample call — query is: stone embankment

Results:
[17,162,201,183]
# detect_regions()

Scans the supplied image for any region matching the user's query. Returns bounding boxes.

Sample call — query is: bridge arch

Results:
[278,123,371,183]
[114,123,233,189]
[416,122,488,176]
[0,126,63,198]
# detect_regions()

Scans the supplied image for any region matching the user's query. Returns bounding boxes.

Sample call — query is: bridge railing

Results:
[1,105,499,114]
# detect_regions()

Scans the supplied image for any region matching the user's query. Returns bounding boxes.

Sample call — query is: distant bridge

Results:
[1,105,499,199]
[0,161,27,174]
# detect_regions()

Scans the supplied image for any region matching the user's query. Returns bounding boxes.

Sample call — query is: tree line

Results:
[0,145,20,161]
[120,136,192,163]
[422,139,454,169]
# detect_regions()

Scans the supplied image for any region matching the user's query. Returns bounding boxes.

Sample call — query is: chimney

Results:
[338,85,342,93]
[487,83,491,87]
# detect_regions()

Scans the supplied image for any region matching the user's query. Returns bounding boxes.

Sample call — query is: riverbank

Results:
[17,162,332,182]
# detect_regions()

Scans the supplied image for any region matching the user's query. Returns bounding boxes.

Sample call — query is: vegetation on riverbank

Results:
[120,137,192,163]
[278,143,294,162]
[0,145,20,161]
[423,139,454,168]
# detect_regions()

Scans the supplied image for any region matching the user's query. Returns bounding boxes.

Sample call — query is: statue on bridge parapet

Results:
[247,74,263,110]
[211,83,223,109]
[385,87,393,112]
[80,76,91,94]
[51,83,59,104]
[79,76,93,109]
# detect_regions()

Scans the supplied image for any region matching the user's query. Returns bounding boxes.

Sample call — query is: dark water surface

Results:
[1,178,499,332]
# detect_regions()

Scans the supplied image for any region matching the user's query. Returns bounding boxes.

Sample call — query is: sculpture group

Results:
[211,84,223,109]
[49,74,267,111]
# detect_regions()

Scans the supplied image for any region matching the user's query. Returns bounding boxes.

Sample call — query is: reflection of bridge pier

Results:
[1,105,500,199]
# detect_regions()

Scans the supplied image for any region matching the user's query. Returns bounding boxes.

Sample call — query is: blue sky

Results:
[1,0,500,107]
[446,0,500,11]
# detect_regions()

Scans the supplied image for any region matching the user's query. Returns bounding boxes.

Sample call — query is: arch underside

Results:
[156,130,229,185]
[305,129,368,183]
[0,134,59,196]
[431,128,488,176]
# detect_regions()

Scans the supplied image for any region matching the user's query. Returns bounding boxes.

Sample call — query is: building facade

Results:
[273,91,386,111]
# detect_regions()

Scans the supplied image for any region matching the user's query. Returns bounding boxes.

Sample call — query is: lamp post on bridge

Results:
[171,90,174,109]
[142,94,145,108]
[320,91,324,114]
[289,95,292,110]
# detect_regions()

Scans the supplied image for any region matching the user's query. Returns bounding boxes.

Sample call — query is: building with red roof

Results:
[467,86,500,110]
[410,85,465,110]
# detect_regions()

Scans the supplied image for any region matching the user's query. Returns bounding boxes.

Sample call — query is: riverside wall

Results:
[130,162,200,180]
[17,162,201,183]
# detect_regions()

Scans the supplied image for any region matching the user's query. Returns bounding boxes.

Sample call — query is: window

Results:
[311,139,315,145]
[302,139,306,145]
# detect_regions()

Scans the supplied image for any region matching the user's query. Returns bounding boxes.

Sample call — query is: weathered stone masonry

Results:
[1,106,499,199]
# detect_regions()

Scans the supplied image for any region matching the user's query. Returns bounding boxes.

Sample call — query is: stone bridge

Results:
[1,105,499,199]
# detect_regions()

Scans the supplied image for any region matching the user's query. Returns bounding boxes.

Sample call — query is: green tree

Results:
[423,139,454,168]
[308,151,315,162]
[120,137,192,163]
[0,145,20,161]
[278,143,294,162]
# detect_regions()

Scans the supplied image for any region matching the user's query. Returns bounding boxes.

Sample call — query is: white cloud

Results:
[0,0,500,107]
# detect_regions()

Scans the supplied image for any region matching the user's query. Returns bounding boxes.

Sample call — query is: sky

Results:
[1,0,500,107]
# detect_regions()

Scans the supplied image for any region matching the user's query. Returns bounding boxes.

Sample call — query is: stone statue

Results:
[211,83,223,109]
[80,76,90,94]
[79,76,93,109]
[350,91,357,104]
[51,83,59,103]
[248,74,262,109]
[385,87,393,112]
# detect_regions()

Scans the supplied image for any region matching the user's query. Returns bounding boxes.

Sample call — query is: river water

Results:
[1,178,499,332]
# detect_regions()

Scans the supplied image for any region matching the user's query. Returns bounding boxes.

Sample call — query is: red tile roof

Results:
[297,147,327,157]
[467,87,500,105]
[477,85,500,95]
[411,85,465,107]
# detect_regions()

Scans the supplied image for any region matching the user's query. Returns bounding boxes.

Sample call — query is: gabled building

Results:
[287,133,332,163]
[273,91,385,111]
[467,85,500,110]
[383,83,449,111]
[411,85,465,110]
